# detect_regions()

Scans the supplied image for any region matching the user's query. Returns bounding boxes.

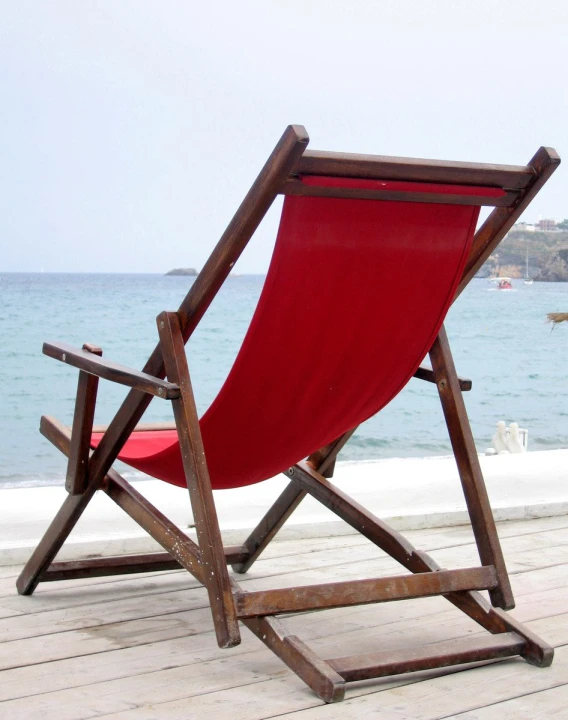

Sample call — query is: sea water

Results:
[1,273,567,488]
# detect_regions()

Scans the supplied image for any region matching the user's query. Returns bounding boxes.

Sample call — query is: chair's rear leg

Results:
[429,326,514,610]
[158,311,240,649]
[243,616,345,703]
[447,590,553,667]
[232,481,307,573]
[232,429,357,574]
[289,461,425,570]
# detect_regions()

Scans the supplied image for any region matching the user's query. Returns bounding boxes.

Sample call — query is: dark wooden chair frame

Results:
[17,126,560,703]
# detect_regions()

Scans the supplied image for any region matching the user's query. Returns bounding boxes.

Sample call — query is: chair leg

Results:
[232,429,357,574]
[66,344,102,495]
[158,311,240,649]
[444,589,553,667]
[104,471,206,583]
[16,415,102,595]
[243,616,345,703]
[429,325,514,610]
[16,484,98,595]
[232,481,307,574]
[289,461,426,570]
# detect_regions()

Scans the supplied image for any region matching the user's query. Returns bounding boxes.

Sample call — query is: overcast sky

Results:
[1,1,566,273]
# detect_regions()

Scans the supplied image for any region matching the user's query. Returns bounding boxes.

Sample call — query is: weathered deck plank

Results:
[448,682,568,718]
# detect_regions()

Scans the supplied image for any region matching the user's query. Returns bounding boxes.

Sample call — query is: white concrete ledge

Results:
[1,449,567,566]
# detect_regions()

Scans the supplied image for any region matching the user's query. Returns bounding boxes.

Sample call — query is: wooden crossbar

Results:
[43,553,184,581]
[281,178,518,207]
[327,632,526,682]
[295,150,536,188]
[414,364,471,391]
[42,546,249,582]
[235,566,498,617]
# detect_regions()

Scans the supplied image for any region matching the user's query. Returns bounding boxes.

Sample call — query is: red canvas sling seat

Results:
[19,126,559,703]
[91,176,502,490]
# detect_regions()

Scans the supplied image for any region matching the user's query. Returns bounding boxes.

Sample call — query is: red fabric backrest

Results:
[94,177,501,489]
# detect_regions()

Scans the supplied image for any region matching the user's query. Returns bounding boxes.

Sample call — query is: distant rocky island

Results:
[165,268,198,276]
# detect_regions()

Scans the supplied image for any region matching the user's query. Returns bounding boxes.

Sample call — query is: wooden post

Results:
[158,311,240,649]
[429,325,514,609]
[66,344,102,494]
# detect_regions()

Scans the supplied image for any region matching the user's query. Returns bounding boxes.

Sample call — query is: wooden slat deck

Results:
[0,515,566,719]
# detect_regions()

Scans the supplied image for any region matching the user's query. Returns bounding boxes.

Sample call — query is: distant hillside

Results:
[477,230,568,281]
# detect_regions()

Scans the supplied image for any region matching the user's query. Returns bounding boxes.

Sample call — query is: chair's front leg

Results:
[16,417,101,595]
[158,311,241,649]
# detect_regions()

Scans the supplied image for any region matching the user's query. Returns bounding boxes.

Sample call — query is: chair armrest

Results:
[43,341,180,399]
[413,365,472,392]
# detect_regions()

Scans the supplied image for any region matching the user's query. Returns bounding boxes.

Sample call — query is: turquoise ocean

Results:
[1,273,567,488]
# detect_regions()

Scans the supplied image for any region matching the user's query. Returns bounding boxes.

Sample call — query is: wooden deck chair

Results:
[17,126,560,703]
